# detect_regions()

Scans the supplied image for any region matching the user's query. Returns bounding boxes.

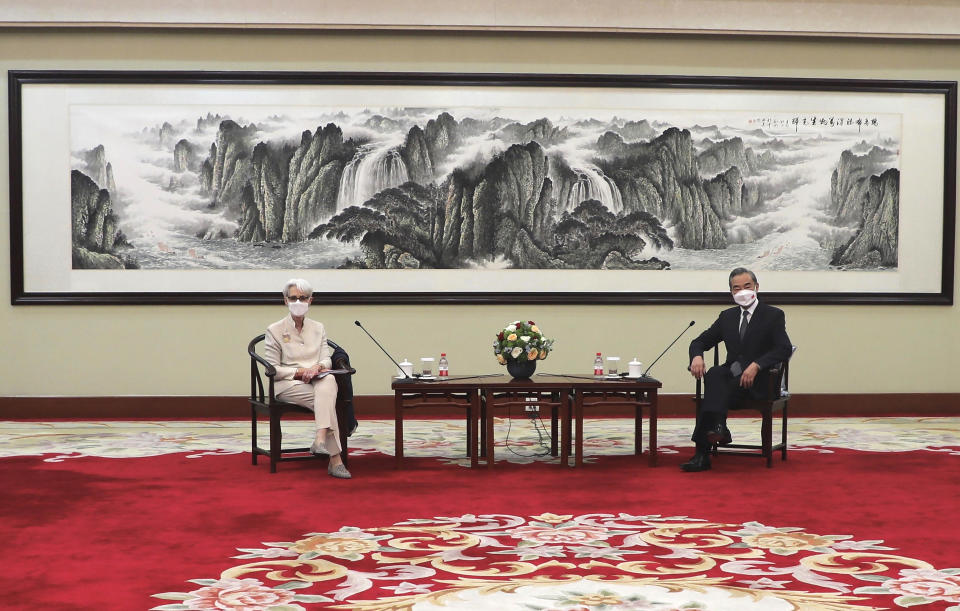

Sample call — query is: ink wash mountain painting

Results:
[69,104,900,272]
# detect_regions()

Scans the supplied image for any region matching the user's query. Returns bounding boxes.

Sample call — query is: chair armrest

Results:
[765,361,787,398]
[249,349,278,378]
[247,335,278,378]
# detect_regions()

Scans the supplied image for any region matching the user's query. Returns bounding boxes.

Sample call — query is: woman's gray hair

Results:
[282,278,313,298]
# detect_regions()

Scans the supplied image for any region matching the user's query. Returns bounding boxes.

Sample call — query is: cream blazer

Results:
[264,314,333,395]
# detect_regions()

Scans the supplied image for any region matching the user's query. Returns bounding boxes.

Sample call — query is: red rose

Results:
[186,578,295,611]
[528,320,536,325]
[498,332,505,340]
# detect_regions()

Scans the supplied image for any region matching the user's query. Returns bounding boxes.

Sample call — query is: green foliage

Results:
[553,199,669,267]
[312,182,448,268]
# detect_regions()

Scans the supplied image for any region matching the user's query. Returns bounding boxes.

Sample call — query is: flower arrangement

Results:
[493,320,554,364]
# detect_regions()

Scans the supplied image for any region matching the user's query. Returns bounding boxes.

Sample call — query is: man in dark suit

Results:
[683,267,792,472]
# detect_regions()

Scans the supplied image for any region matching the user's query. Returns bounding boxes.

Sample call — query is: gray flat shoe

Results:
[328,463,352,479]
[310,441,329,456]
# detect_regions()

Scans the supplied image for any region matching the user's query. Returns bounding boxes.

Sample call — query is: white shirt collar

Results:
[742,298,759,318]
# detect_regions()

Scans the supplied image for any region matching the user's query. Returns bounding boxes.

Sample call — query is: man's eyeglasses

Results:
[287,295,310,302]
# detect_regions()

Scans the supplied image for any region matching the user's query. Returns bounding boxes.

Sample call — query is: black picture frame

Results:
[8,70,957,305]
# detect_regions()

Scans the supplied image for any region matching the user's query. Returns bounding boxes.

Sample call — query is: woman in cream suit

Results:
[264,278,351,479]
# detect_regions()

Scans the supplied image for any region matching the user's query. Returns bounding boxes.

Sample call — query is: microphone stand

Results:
[536,373,598,380]
[440,373,502,381]
[643,320,696,378]
[354,320,418,384]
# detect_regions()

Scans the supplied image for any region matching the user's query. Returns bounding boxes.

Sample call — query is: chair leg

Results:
[333,399,349,468]
[269,409,282,473]
[761,409,773,468]
[251,406,258,466]
[781,402,789,462]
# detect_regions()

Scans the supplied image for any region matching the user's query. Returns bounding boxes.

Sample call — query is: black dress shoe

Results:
[680,452,711,472]
[717,425,732,446]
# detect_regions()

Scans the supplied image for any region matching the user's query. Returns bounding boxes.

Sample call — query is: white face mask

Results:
[733,289,757,308]
[288,300,309,317]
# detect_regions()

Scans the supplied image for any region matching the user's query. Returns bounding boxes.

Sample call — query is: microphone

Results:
[643,320,696,378]
[354,320,417,383]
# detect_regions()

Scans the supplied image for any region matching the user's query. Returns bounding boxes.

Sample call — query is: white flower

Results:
[738,577,790,589]
[233,547,299,559]
[506,325,517,332]
[383,581,432,595]
[510,347,522,358]
[520,335,530,342]
[492,545,565,559]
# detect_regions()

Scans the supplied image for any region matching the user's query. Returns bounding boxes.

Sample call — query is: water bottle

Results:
[438,353,449,377]
[594,352,603,378]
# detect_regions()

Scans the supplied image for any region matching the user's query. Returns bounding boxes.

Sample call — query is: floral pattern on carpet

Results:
[150,512,960,610]
[1,417,959,464]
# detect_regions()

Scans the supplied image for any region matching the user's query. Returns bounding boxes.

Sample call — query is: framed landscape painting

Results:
[8,71,956,304]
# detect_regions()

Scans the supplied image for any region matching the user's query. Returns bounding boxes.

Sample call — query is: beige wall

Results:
[1,29,958,399]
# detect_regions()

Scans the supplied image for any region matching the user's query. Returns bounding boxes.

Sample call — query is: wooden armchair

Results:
[694,345,796,467]
[248,334,356,473]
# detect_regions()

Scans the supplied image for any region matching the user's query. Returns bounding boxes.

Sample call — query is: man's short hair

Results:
[728,267,758,289]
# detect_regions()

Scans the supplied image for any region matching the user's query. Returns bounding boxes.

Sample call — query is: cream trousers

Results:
[277,375,341,455]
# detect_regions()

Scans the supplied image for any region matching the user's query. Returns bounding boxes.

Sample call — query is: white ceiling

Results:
[1,0,958,39]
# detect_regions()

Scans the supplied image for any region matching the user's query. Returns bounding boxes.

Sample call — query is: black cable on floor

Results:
[503,402,553,458]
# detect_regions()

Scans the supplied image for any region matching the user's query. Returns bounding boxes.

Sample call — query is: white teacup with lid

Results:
[398,358,413,378]
[628,358,643,378]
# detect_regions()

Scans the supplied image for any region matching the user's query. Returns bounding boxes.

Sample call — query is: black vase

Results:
[506,359,537,379]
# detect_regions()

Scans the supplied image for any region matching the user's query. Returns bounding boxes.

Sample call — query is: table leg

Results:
[649,390,659,467]
[635,394,643,458]
[560,391,572,466]
[394,390,403,469]
[479,398,487,458]
[485,389,495,468]
[465,396,472,457]
[575,390,584,467]
[469,390,479,468]
[550,400,559,457]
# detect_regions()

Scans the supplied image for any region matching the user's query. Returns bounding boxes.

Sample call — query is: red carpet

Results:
[3,446,960,609]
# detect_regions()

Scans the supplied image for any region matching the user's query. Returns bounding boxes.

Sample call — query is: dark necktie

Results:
[739,309,749,340]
